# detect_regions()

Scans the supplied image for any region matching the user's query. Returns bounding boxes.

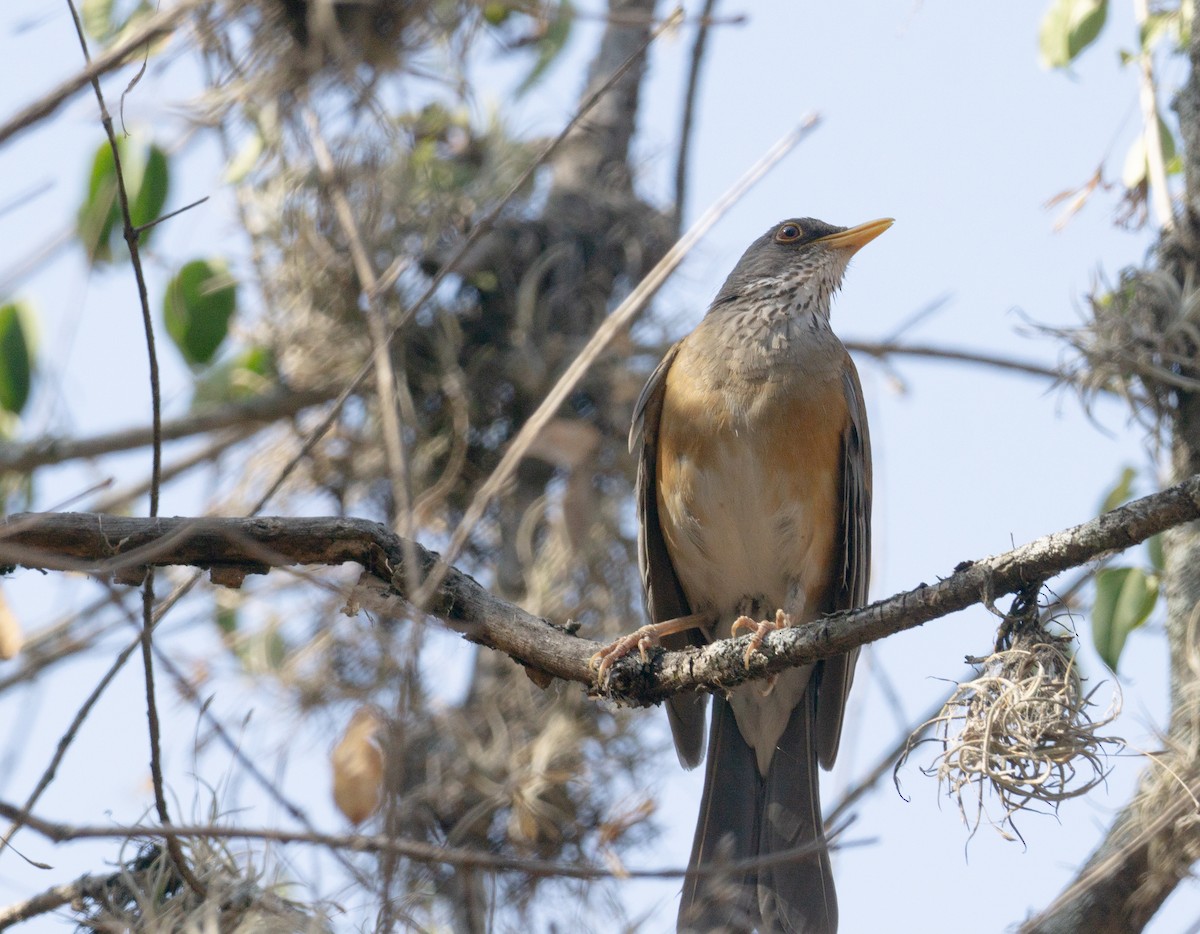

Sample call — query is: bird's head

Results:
[713,217,893,322]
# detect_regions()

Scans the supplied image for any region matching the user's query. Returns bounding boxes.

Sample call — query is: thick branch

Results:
[3,472,1200,705]
[1027,5,1200,929]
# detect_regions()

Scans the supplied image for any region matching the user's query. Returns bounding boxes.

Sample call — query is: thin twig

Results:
[671,0,717,234]
[90,427,257,514]
[301,107,416,575]
[0,389,334,474]
[132,195,210,235]
[825,679,970,828]
[65,0,189,893]
[844,339,1065,382]
[0,800,867,884]
[0,862,137,928]
[66,0,163,515]
[415,117,821,609]
[0,0,202,148]
[251,7,686,514]
[0,180,53,219]
[0,628,141,859]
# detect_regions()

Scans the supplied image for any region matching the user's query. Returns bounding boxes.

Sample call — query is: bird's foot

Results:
[589,625,664,684]
[731,609,791,668]
[589,612,711,686]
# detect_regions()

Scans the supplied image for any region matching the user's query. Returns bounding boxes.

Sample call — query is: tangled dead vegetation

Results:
[74,838,328,933]
[1056,266,1200,431]
[899,589,1123,841]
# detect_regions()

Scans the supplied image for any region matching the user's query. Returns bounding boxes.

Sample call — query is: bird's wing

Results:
[631,341,709,768]
[816,356,872,769]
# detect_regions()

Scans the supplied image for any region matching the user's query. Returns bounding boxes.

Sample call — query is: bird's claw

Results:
[731,609,791,668]
[589,626,663,684]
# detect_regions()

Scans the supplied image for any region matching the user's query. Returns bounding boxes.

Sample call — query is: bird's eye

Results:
[775,223,803,243]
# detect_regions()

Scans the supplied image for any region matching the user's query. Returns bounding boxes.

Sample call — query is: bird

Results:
[593,216,889,932]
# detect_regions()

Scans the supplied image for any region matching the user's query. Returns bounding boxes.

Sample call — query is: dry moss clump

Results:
[1058,267,1200,429]
[901,599,1122,840]
[76,838,328,934]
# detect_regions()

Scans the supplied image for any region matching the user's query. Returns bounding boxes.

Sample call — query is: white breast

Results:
[662,436,823,633]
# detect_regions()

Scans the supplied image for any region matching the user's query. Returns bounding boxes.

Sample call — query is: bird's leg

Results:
[589,611,711,684]
[731,608,791,668]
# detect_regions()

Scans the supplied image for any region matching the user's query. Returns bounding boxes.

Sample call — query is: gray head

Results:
[711,217,893,323]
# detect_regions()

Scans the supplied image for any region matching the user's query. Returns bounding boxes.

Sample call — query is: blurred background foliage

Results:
[5,0,1200,930]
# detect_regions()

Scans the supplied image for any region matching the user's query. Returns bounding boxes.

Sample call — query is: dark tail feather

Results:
[677,686,835,934]
[759,681,836,933]
[678,694,760,932]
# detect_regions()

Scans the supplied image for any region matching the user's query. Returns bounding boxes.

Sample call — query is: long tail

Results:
[677,685,835,934]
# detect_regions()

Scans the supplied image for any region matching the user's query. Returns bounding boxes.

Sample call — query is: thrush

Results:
[595,216,889,933]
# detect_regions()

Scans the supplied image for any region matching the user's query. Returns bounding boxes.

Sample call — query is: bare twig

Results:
[3,470,1198,703]
[0,628,142,858]
[844,339,1064,382]
[67,0,163,514]
[132,195,210,235]
[417,118,821,610]
[672,0,718,234]
[252,7,687,515]
[65,0,187,892]
[301,107,416,595]
[0,1,202,148]
[0,800,865,885]
[0,861,145,928]
[0,389,334,475]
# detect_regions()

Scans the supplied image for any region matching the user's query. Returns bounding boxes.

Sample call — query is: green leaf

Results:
[1122,113,1178,188]
[76,138,172,263]
[483,1,511,25]
[82,0,116,39]
[78,141,121,263]
[129,143,170,236]
[191,346,276,407]
[517,0,574,96]
[0,302,33,415]
[216,603,238,635]
[1099,465,1136,513]
[1040,0,1109,69]
[1141,10,1181,52]
[163,259,238,366]
[1092,566,1158,671]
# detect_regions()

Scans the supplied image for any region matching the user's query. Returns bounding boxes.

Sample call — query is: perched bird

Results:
[596,217,889,932]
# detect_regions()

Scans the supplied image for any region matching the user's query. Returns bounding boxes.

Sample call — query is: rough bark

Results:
[1020,393,1200,934]
[1020,5,1200,930]
[4,472,1199,705]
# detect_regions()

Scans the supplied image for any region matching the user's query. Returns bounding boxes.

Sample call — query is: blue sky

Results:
[0,2,1192,931]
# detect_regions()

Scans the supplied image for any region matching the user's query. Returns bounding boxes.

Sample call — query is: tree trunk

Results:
[1022,4,1200,929]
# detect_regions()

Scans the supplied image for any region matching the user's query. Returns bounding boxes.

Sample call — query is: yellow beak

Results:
[815,217,894,252]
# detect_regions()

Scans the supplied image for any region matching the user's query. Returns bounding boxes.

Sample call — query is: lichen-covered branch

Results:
[3,471,1199,705]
